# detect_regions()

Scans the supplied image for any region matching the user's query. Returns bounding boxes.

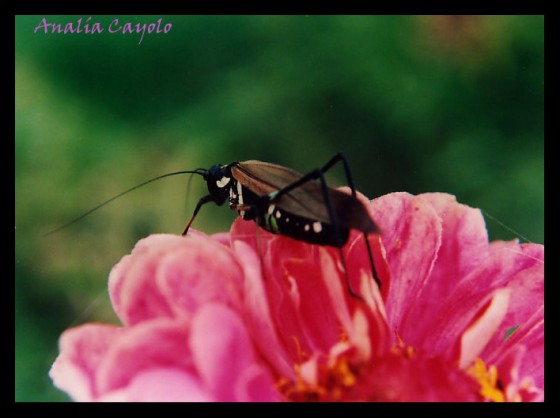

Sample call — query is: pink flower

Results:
[50,234,279,402]
[50,192,544,402]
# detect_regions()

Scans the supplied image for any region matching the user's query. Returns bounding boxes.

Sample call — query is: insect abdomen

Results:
[229,178,351,247]
[259,206,350,247]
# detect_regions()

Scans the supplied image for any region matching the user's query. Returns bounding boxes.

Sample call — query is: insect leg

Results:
[270,168,324,199]
[268,154,354,198]
[318,153,381,290]
[182,194,214,236]
[316,171,363,300]
[320,152,357,192]
[252,204,269,282]
[269,169,363,299]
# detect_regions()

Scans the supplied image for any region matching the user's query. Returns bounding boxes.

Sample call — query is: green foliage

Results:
[15,15,543,401]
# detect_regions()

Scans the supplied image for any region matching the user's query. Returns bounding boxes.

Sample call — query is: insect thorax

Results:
[228,179,259,220]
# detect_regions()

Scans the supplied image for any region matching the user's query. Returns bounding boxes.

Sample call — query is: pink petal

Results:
[494,346,543,402]
[155,235,244,319]
[210,231,231,247]
[96,318,193,394]
[410,240,543,359]
[458,288,511,369]
[234,365,280,402]
[508,316,544,390]
[232,219,333,361]
[189,303,276,402]
[479,244,544,388]
[232,240,294,379]
[399,193,490,344]
[315,248,358,338]
[350,305,391,362]
[49,323,124,401]
[281,250,352,353]
[419,193,490,287]
[107,255,131,320]
[366,192,442,332]
[98,368,213,402]
[482,310,544,389]
[108,234,186,325]
[109,233,244,326]
[230,216,262,249]
[264,241,355,360]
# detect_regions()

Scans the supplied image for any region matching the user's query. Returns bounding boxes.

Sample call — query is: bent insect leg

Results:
[316,171,364,300]
[318,153,381,290]
[182,194,214,236]
[270,167,364,299]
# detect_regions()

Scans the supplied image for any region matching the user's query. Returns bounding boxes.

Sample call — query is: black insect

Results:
[46,153,380,298]
[182,153,381,297]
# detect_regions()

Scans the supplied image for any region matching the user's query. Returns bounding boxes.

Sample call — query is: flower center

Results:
[467,358,506,402]
[278,355,360,401]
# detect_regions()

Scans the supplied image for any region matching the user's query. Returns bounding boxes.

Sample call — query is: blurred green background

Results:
[15,15,543,401]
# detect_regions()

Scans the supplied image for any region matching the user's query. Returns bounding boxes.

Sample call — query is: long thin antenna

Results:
[480,209,534,244]
[44,169,206,237]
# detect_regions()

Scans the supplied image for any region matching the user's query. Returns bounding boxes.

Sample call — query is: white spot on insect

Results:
[275,210,282,219]
[313,222,322,233]
[216,176,231,188]
[230,186,237,200]
[237,181,244,205]
[304,224,310,232]
[240,210,246,217]
[286,217,290,223]
[268,204,276,215]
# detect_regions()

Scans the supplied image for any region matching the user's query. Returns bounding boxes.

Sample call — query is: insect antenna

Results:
[183,169,200,215]
[479,208,543,264]
[480,209,534,244]
[44,169,207,237]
